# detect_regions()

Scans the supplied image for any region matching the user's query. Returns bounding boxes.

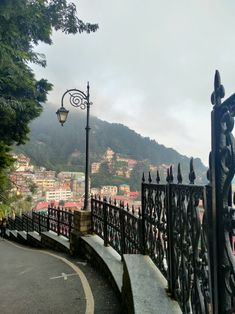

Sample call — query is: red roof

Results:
[129,192,139,198]
[33,201,49,211]
[33,201,82,211]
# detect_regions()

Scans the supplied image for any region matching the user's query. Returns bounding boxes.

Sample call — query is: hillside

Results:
[14,103,208,183]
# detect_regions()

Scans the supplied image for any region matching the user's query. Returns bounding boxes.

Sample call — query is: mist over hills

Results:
[15,104,207,183]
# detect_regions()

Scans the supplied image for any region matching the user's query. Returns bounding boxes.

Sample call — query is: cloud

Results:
[32,0,235,165]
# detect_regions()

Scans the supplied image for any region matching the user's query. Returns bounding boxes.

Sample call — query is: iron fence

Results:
[142,165,210,313]
[48,207,74,238]
[91,160,210,313]
[7,207,74,239]
[91,196,143,256]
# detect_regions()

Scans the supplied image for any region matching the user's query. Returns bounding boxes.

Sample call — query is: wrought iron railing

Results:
[48,207,74,238]
[91,196,143,256]
[142,164,210,313]
[7,207,74,239]
[91,159,212,313]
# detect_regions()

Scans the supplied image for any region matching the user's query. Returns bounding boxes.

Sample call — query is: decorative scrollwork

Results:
[171,184,210,313]
[67,90,88,110]
[143,183,168,278]
[209,70,235,312]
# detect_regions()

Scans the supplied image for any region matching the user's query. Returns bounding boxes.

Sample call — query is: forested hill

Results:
[15,103,208,182]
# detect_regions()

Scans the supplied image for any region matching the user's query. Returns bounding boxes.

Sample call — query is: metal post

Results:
[141,176,146,255]
[57,209,60,236]
[47,210,50,231]
[120,206,126,258]
[84,82,90,210]
[103,199,108,247]
[166,181,175,297]
[39,214,41,234]
[209,70,235,313]
[68,213,72,237]
[57,84,92,211]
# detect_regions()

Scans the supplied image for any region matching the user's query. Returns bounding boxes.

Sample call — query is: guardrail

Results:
[7,207,74,239]
[91,196,142,256]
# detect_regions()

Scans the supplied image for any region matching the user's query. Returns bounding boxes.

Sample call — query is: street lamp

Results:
[56,82,91,210]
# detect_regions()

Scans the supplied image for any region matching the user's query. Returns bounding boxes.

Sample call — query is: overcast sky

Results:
[32,0,235,165]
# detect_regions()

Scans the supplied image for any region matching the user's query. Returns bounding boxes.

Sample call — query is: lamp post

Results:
[56,82,91,210]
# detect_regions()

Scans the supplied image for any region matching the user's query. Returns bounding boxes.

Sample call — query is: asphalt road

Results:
[0,239,122,314]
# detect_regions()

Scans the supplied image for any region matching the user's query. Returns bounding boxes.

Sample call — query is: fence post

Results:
[138,214,145,255]
[120,205,126,258]
[47,210,50,231]
[166,166,175,297]
[57,209,60,236]
[26,215,28,233]
[141,174,146,255]
[68,213,72,237]
[103,198,108,247]
[91,197,94,232]
[38,214,41,234]
[208,70,235,313]
[32,212,34,231]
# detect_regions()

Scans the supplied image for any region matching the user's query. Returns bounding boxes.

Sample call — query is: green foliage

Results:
[91,172,130,189]
[0,0,98,201]
[29,182,37,195]
[130,161,150,191]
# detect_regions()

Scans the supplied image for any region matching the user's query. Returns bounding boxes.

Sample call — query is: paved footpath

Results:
[0,239,122,314]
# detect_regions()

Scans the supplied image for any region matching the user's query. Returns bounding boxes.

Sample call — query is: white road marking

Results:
[50,272,78,280]
[6,240,94,314]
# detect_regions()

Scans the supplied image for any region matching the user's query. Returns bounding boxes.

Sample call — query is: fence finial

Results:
[189,158,196,184]
[148,171,152,183]
[142,172,145,183]
[156,170,160,184]
[166,168,170,183]
[132,205,135,215]
[167,166,173,183]
[211,70,225,106]
[177,163,183,184]
[170,165,174,182]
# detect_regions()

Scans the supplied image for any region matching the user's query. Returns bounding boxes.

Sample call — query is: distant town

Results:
[9,148,172,215]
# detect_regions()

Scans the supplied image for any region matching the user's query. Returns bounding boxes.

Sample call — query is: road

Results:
[0,239,122,314]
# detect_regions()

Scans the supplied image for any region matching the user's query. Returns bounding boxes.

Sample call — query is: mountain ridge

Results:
[14,103,207,183]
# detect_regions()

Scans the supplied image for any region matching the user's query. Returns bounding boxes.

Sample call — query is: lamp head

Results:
[56,106,69,126]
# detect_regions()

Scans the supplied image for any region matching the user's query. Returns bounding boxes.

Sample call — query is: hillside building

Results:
[91,162,101,174]
[100,185,118,196]
[119,184,130,194]
[103,148,115,162]
[45,189,72,202]
[13,154,34,172]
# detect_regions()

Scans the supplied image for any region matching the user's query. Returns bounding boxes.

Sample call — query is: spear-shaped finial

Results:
[211,70,225,107]
[177,163,183,184]
[148,171,152,183]
[132,205,135,215]
[156,170,160,184]
[142,172,145,183]
[166,168,170,183]
[189,158,196,184]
